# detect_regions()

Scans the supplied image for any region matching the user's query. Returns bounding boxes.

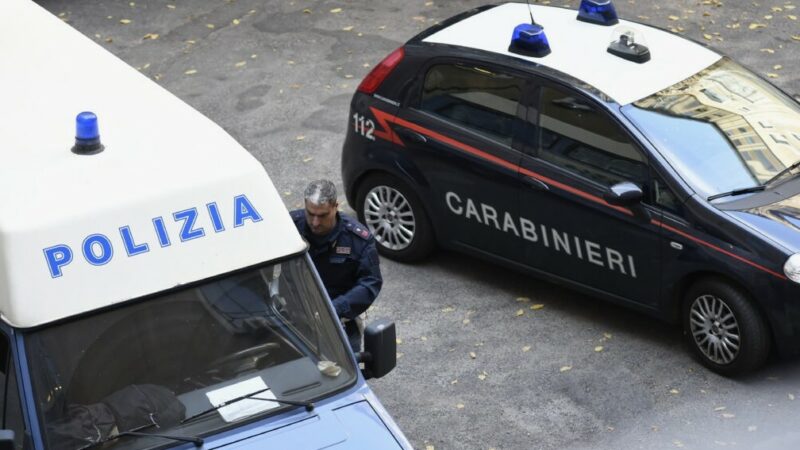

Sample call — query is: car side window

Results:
[420,64,525,146]
[538,86,648,188]
[0,334,25,450]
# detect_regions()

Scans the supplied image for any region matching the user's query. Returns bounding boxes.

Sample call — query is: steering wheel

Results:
[208,342,280,375]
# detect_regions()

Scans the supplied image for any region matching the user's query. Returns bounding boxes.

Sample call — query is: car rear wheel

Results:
[356,173,434,262]
[683,279,770,376]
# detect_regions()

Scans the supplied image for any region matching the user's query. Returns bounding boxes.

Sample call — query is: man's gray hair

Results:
[304,179,338,205]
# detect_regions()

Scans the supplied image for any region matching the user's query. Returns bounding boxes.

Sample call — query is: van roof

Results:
[0,0,305,328]
[422,3,722,105]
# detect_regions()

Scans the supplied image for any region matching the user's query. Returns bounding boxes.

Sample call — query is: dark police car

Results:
[341,1,800,375]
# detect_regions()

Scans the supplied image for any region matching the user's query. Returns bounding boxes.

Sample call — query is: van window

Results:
[538,86,648,187]
[0,333,25,450]
[421,64,525,145]
[26,257,356,450]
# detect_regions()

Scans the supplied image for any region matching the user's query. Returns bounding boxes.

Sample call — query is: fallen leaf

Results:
[426,446,434,450]
[235,61,247,67]
[303,8,312,14]
[668,15,680,20]
[206,23,215,29]
[522,345,531,352]
[395,338,402,344]
[774,64,783,70]
[515,309,524,317]
[420,336,428,341]
[143,33,159,40]
[167,4,176,9]
[441,306,455,313]
[788,15,797,20]
[184,69,197,75]
[469,351,477,359]
[456,403,465,409]
[478,373,487,380]
[302,157,313,163]
[462,319,470,324]
[703,33,713,40]
[559,365,572,372]
[330,8,343,13]
[767,73,779,78]
[295,135,305,141]
[342,25,354,31]
[594,346,604,352]
[760,48,776,53]
[232,19,240,25]
[790,393,796,400]
[119,19,132,24]
[714,406,726,411]
[603,332,613,339]
[530,304,545,310]
[721,413,735,418]
[396,352,404,359]
[749,23,767,29]
[669,389,680,394]
[251,54,258,59]
[451,379,458,384]
[792,35,800,41]
[516,296,530,302]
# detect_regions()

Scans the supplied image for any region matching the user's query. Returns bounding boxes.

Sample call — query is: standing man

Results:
[291,179,382,351]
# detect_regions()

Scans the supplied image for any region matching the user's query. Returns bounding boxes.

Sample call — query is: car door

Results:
[393,61,532,262]
[516,82,663,306]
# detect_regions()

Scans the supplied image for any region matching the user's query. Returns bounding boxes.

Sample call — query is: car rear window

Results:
[421,64,524,145]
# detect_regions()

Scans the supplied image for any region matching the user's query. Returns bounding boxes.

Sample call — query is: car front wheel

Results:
[355,173,434,262]
[683,278,770,376]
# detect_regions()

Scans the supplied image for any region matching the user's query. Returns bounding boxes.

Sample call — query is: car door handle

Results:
[397,128,427,144]
[523,176,549,191]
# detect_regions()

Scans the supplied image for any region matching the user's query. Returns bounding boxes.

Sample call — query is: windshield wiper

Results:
[180,387,314,425]
[708,185,766,201]
[764,160,800,187]
[77,418,203,450]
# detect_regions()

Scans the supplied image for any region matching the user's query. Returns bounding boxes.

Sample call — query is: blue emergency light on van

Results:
[576,0,619,25]
[508,23,551,57]
[72,111,104,155]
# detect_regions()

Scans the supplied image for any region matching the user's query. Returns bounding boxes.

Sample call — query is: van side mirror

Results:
[0,430,15,450]
[604,182,650,222]
[357,319,396,380]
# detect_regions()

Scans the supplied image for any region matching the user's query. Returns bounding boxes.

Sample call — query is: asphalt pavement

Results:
[35,0,800,448]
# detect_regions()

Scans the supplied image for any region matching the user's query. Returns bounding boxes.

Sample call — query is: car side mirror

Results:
[357,319,396,380]
[0,430,15,450]
[604,182,650,222]
[604,181,642,206]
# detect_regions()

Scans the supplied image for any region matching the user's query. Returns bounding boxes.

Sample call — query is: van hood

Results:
[724,193,800,254]
[211,400,403,449]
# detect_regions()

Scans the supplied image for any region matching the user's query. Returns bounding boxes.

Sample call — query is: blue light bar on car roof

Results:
[577,0,619,26]
[508,23,551,58]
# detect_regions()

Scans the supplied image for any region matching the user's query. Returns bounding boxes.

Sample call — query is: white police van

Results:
[0,1,409,449]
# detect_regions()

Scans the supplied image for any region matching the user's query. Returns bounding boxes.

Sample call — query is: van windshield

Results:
[623,57,800,199]
[24,256,356,450]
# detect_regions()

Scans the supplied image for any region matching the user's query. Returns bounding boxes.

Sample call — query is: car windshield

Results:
[24,255,355,450]
[622,57,800,199]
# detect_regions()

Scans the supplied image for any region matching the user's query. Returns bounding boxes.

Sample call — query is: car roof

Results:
[0,0,304,328]
[422,3,722,105]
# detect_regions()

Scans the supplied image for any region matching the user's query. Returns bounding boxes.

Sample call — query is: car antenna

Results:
[527,0,536,24]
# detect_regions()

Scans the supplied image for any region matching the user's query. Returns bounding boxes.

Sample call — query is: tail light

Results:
[357,46,405,95]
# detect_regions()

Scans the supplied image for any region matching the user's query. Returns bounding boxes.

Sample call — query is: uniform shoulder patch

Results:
[344,220,371,240]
